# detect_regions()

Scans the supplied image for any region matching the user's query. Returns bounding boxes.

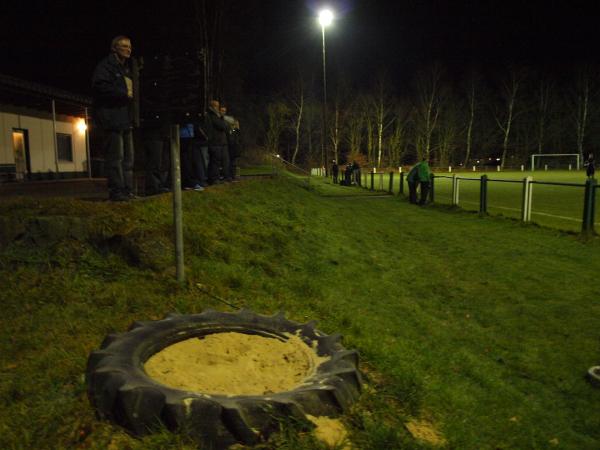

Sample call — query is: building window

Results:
[56,133,73,162]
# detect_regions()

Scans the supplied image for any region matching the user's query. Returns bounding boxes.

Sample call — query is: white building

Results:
[0,74,91,182]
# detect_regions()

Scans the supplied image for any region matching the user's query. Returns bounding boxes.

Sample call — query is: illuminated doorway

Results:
[12,129,30,181]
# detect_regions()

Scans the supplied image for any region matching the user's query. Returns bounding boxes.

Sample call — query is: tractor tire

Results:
[588,366,600,388]
[86,309,362,449]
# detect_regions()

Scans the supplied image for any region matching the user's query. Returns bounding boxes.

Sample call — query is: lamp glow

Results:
[318,9,334,27]
[76,118,88,134]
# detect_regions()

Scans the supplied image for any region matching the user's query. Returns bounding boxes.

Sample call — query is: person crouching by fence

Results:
[407,157,431,205]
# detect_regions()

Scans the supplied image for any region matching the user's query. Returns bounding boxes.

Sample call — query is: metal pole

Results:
[51,99,60,176]
[429,174,435,203]
[84,107,92,178]
[389,171,394,194]
[480,175,488,214]
[170,125,185,283]
[521,177,533,222]
[581,178,597,234]
[399,172,404,195]
[321,24,328,176]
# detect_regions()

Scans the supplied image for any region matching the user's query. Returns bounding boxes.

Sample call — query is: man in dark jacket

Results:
[331,160,339,184]
[206,100,230,184]
[92,36,136,201]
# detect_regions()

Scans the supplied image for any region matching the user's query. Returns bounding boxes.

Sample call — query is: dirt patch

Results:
[405,419,446,446]
[307,415,350,448]
[144,331,330,396]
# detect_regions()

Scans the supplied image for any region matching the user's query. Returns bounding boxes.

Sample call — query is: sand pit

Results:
[144,331,330,396]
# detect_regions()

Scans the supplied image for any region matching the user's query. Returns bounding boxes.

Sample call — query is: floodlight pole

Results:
[321,23,328,176]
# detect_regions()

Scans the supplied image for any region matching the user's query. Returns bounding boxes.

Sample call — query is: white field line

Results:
[458,200,582,222]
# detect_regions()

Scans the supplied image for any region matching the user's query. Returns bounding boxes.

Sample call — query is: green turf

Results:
[0,175,599,449]
[314,169,596,233]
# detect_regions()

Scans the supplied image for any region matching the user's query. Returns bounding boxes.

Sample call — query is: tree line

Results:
[262,64,600,169]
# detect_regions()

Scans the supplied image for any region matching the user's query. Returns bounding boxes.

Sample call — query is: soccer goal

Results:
[530,154,581,171]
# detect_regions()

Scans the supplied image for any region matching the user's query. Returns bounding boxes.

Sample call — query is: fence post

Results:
[452,174,459,205]
[479,174,488,214]
[399,172,405,195]
[370,171,375,191]
[429,174,435,203]
[170,125,185,283]
[581,178,597,234]
[521,176,533,222]
[389,171,394,193]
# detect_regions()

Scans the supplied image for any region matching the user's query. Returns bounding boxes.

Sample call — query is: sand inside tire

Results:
[144,331,330,395]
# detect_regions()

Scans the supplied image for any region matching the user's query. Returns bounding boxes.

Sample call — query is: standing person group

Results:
[93,36,242,201]
[339,160,361,186]
[407,158,431,205]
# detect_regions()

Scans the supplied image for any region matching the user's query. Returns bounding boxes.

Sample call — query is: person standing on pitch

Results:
[585,152,595,178]
[331,160,339,184]
[92,35,136,201]
[407,157,431,205]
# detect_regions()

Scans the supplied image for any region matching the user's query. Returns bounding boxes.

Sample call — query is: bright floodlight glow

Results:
[318,9,334,27]
[76,118,87,134]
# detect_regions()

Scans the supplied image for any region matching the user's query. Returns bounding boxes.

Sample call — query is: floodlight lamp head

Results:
[318,9,334,27]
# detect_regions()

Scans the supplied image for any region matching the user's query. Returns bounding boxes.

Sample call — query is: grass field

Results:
[310,170,598,233]
[1,175,599,449]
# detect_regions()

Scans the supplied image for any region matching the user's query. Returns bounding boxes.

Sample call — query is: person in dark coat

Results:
[585,153,595,178]
[344,162,352,186]
[205,100,230,184]
[331,160,339,184]
[179,121,206,191]
[92,36,136,201]
[352,160,361,186]
[220,104,237,181]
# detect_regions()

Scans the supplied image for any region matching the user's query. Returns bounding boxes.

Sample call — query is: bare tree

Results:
[192,0,228,107]
[303,99,321,166]
[437,101,460,167]
[387,102,411,166]
[493,67,525,169]
[362,97,376,164]
[345,97,363,157]
[414,64,444,161]
[266,101,290,155]
[568,68,595,161]
[462,68,482,166]
[535,75,555,154]
[287,73,305,164]
[370,74,396,167]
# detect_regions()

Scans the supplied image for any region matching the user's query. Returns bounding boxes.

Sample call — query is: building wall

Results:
[0,110,87,176]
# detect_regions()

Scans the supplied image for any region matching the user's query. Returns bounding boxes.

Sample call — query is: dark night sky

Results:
[1,0,598,96]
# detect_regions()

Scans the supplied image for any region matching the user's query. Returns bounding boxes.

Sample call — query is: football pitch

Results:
[375,170,596,233]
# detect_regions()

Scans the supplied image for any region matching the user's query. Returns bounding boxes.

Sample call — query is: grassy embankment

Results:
[1,175,599,449]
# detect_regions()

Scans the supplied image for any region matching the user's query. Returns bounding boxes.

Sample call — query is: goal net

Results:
[530,154,580,170]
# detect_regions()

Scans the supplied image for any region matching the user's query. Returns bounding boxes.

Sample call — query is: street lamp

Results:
[318,9,333,175]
